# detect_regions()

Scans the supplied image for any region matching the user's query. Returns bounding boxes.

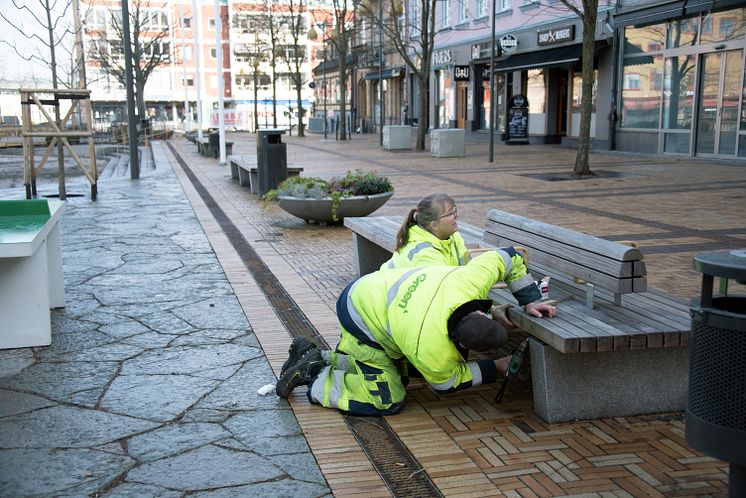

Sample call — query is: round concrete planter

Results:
[277,191,393,224]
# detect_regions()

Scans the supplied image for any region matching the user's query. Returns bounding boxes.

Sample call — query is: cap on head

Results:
[453,312,505,351]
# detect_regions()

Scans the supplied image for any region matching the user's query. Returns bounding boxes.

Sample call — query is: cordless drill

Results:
[495,338,529,403]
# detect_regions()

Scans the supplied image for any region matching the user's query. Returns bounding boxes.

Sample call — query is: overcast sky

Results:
[0,0,75,87]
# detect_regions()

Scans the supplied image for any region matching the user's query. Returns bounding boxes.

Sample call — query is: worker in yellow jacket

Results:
[276,249,556,415]
[381,193,470,270]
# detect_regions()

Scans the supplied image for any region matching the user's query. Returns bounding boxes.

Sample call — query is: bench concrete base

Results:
[530,338,689,423]
[229,156,303,194]
[430,129,465,158]
[383,126,412,150]
[351,232,394,275]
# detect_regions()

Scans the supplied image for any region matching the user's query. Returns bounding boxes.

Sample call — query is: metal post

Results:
[121,0,139,179]
[488,0,497,163]
[180,4,191,133]
[323,45,328,139]
[214,0,226,165]
[378,0,383,146]
[192,0,204,140]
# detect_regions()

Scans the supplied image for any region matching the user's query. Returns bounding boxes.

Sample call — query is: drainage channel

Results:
[167,143,442,498]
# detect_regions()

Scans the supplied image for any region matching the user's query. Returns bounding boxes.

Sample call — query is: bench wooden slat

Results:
[486,209,645,261]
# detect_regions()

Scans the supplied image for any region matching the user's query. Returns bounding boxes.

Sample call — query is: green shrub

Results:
[262,170,392,201]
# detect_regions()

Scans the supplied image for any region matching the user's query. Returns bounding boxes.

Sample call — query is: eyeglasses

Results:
[438,206,459,219]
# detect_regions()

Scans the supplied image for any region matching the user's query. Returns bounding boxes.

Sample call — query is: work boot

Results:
[276,349,325,399]
[281,336,318,377]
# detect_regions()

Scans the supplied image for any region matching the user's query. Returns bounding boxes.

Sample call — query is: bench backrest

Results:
[483,209,647,295]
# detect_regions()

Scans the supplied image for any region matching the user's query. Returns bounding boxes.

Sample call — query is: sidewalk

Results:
[1,131,743,496]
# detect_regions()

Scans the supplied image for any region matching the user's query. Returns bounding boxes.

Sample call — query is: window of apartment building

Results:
[209,18,216,30]
[86,9,107,31]
[183,77,194,86]
[458,0,468,23]
[210,47,217,58]
[234,44,260,63]
[143,41,170,58]
[500,0,511,12]
[109,39,125,60]
[234,14,262,33]
[142,11,168,30]
[477,0,487,18]
[441,0,451,28]
[181,17,191,28]
[409,0,420,35]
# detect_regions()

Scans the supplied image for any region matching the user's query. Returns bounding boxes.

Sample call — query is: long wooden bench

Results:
[343,213,691,423]
[227,155,303,195]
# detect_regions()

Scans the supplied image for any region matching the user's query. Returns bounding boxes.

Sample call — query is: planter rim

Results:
[277,191,393,202]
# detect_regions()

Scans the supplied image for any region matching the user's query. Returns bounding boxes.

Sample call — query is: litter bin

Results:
[687,249,746,497]
[208,131,220,158]
[256,128,287,196]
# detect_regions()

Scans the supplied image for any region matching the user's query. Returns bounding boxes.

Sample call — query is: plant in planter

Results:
[263,170,394,224]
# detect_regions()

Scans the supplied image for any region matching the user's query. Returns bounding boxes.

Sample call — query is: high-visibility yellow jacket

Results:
[380,225,469,270]
[343,249,538,392]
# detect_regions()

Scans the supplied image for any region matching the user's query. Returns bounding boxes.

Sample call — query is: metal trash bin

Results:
[687,249,746,497]
[208,131,220,158]
[256,128,287,196]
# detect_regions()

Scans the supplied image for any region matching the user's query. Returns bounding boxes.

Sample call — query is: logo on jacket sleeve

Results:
[398,273,427,313]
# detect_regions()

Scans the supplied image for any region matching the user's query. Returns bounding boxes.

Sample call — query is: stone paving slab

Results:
[0,154,331,497]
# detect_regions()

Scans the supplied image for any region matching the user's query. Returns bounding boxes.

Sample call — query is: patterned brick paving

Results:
[168,132,744,497]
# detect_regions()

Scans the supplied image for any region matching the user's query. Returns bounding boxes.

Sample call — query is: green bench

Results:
[0,199,66,349]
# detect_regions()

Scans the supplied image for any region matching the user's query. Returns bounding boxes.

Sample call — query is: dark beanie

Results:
[453,312,507,351]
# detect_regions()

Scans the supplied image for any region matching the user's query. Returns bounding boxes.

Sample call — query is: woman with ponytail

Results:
[381,192,471,270]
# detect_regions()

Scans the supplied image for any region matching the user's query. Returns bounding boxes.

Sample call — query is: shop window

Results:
[527,69,546,134]
[667,17,699,48]
[624,24,664,53]
[663,55,695,130]
[571,69,597,137]
[620,55,662,129]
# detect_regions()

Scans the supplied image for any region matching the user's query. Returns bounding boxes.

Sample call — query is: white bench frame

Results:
[0,200,66,349]
[343,214,691,423]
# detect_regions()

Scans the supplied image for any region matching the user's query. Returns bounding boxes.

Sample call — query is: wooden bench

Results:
[0,199,66,349]
[228,155,303,195]
[344,213,691,423]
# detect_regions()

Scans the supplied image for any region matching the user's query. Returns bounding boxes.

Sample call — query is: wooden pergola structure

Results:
[20,88,98,200]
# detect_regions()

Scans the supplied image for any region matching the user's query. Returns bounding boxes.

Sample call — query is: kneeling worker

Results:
[276,248,556,415]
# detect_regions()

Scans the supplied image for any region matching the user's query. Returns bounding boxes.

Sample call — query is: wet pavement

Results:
[1,131,744,497]
[0,157,329,497]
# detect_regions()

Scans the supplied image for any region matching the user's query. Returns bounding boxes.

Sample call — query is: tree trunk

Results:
[296,86,305,136]
[573,11,597,176]
[338,43,348,141]
[416,76,428,150]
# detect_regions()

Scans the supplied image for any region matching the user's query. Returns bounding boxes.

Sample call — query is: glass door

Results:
[695,49,743,155]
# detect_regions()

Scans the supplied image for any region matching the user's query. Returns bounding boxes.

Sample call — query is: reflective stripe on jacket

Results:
[381,225,469,270]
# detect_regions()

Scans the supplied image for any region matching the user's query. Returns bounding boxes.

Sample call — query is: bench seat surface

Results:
[344,215,689,354]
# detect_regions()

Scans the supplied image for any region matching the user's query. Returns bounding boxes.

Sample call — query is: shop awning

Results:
[612,0,685,28]
[363,67,405,80]
[493,44,582,72]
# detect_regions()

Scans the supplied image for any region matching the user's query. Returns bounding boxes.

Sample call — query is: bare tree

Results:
[87,0,171,119]
[233,12,270,132]
[0,0,74,88]
[311,0,354,141]
[281,0,309,137]
[0,0,74,199]
[362,0,435,150]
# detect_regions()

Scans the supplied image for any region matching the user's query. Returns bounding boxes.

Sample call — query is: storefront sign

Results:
[507,94,529,143]
[499,35,518,53]
[454,65,470,80]
[432,49,453,66]
[537,25,575,46]
[471,43,492,60]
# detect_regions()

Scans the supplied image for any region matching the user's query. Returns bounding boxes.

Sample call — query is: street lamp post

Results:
[323,47,328,140]
[378,0,384,146]
[488,0,497,163]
